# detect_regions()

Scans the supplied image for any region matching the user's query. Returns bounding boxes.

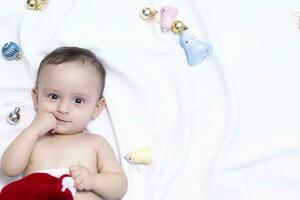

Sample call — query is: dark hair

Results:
[36,46,106,98]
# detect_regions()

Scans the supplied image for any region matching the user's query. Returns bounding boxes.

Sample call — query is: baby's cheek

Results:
[37,102,56,113]
[73,112,91,126]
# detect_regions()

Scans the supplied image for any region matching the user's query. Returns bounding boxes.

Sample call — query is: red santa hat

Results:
[0,172,74,200]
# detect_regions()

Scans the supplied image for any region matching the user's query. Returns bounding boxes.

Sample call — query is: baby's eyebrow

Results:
[43,88,59,93]
[72,93,91,98]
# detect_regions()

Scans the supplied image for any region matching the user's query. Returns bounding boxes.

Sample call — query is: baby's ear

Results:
[32,87,38,110]
[92,97,106,119]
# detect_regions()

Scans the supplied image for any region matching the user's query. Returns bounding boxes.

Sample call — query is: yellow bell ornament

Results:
[124,146,152,165]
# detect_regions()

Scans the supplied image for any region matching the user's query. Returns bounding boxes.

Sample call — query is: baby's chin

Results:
[53,128,85,136]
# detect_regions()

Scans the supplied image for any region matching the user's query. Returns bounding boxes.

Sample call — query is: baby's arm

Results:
[1,112,57,176]
[92,139,128,199]
[70,137,128,199]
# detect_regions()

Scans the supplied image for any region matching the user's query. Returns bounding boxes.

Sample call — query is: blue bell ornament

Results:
[179,32,212,66]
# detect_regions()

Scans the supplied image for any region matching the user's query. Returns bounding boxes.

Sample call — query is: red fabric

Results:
[0,173,73,200]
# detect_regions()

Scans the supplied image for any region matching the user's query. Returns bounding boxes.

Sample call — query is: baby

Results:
[1,47,127,200]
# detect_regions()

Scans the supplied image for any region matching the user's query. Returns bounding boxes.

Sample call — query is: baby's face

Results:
[33,61,105,135]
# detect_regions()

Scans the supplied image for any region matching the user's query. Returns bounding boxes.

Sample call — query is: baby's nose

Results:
[57,101,70,114]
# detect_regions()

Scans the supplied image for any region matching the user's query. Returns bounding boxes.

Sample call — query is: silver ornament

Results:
[7,107,21,125]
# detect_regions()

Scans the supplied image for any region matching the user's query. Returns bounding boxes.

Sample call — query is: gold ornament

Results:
[26,0,37,10]
[140,7,158,22]
[124,146,152,165]
[26,0,48,11]
[171,20,188,34]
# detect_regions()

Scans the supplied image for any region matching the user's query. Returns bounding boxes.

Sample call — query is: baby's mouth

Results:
[55,117,71,123]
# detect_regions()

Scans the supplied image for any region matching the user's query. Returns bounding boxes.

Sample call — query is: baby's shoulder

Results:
[83,133,108,145]
[83,133,114,152]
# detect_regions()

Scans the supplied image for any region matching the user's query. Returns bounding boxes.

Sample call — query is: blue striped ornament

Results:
[2,42,21,61]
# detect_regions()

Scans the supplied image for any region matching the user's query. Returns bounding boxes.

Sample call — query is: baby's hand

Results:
[29,111,57,136]
[69,165,94,191]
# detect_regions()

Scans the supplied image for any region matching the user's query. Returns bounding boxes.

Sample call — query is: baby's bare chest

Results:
[27,137,98,173]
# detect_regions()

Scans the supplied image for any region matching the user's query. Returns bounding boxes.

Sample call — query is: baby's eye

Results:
[74,98,85,104]
[48,94,59,100]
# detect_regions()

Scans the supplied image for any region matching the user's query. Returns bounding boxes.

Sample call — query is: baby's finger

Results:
[69,165,82,170]
[51,124,58,133]
[70,169,81,178]
[69,165,81,171]
[77,184,84,191]
[69,167,81,175]
[74,176,84,187]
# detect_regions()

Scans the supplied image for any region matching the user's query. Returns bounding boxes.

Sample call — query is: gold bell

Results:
[26,0,37,10]
[171,20,188,34]
[26,0,38,10]
[26,0,48,11]
[140,7,158,22]
[124,146,152,165]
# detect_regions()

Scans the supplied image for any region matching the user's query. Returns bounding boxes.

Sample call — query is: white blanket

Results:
[1,0,300,200]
